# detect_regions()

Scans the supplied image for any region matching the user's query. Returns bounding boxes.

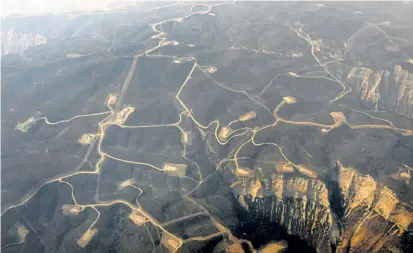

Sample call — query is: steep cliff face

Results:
[232,175,337,252]
[336,162,412,253]
[232,161,413,252]
[1,28,47,55]
[347,64,413,119]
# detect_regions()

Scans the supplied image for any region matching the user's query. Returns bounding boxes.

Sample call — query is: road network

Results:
[2,2,412,253]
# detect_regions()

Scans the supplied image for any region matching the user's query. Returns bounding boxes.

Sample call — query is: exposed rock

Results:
[233,174,335,252]
[347,64,413,119]
[233,161,413,252]
[337,162,413,252]
[1,28,47,55]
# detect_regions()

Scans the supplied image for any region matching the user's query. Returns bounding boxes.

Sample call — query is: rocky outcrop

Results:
[347,64,413,119]
[336,162,412,253]
[1,28,47,55]
[232,174,337,252]
[232,161,413,252]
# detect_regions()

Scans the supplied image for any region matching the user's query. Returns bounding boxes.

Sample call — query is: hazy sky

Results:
[1,0,138,17]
